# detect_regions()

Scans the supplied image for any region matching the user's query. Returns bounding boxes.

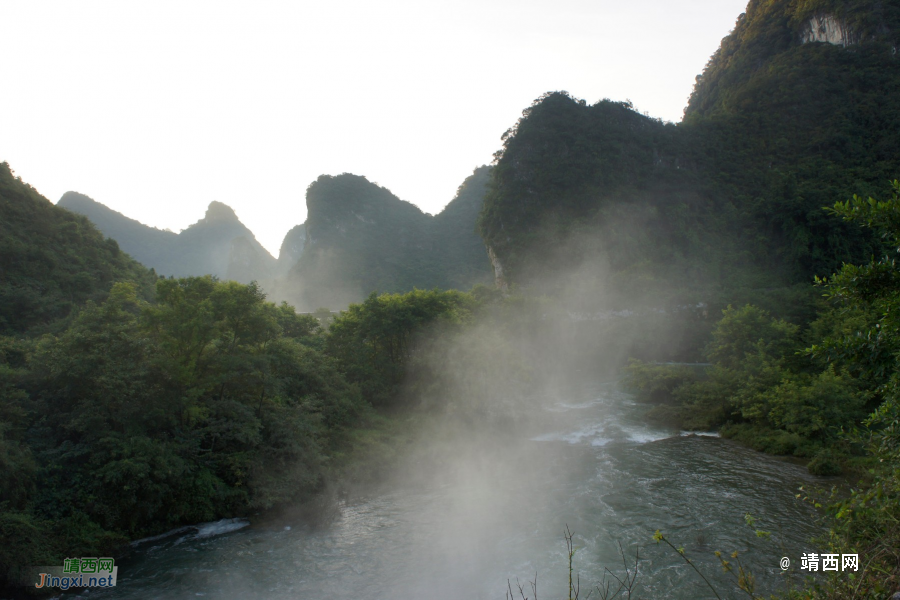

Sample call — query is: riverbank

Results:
[42,382,827,600]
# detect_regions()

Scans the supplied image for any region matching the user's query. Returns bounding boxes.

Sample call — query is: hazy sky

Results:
[2,0,749,256]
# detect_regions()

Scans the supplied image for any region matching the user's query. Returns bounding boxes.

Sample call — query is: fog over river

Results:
[69,382,824,600]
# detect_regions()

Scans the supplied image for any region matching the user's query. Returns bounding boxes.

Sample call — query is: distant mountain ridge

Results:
[0,164,156,335]
[57,167,493,311]
[284,166,493,311]
[58,193,277,286]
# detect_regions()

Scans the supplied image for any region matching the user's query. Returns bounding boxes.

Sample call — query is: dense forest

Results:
[626,183,900,597]
[4,0,900,596]
[478,0,900,299]
[1,164,491,588]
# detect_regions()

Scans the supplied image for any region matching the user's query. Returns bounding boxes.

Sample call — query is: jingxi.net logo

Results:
[33,557,118,590]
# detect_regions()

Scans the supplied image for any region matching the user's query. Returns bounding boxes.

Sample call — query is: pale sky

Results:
[1,0,749,256]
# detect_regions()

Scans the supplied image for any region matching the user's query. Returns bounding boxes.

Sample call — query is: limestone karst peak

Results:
[203,201,239,223]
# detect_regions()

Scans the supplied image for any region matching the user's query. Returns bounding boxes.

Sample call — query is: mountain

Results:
[680,0,900,278]
[173,201,276,284]
[56,191,178,270]
[56,168,493,312]
[478,0,900,306]
[276,223,306,277]
[431,167,496,290]
[283,167,493,311]
[0,163,156,335]
[58,193,277,286]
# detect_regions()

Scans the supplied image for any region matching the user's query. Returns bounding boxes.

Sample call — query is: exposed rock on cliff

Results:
[802,14,857,46]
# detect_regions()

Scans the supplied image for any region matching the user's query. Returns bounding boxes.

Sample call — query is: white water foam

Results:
[195,518,250,538]
[131,518,250,548]
[556,400,603,410]
[534,388,678,447]
[620,425,672,444]
[131,526,197,547]
[533,421,673,447]
[531,422,606,444]
[541,395,609,412]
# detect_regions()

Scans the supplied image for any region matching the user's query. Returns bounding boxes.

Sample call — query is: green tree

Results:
[0,276,367,585]
[326,289,474,405]
[814,180,900,460]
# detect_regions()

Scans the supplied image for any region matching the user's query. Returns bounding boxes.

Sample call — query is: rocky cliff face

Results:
[430,166,494,290]
[227,235,276,284]
[685,0,899,119]
[802,14,857,46]
[175,201,276,283]
[487,246,507,291]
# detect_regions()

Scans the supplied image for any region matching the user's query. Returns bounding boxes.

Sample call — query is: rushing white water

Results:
[68,383,825,600]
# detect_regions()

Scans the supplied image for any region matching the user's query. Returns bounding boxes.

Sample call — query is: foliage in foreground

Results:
[326,288,476,406]
[626,302,869,473]
[794,182,900,598]
[0,277,483,589]
[0,277,361,585]
[628,181,900,596]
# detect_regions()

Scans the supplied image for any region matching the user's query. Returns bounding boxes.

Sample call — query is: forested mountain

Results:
[284,167,493,311]
[0,164,156,335]
[478,0,900,304]
[58,193,277,286]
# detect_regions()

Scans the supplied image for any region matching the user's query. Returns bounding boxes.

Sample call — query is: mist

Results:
[79,240,823,600]
[5,0,897,594]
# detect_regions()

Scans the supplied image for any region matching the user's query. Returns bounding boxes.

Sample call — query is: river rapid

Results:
[69,382,826,600]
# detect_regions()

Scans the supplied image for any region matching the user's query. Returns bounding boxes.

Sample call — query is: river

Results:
[68,382,825,600]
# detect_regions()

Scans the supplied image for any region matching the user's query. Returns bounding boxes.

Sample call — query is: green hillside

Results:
[0,164,156,335]
[479,0,900,303]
